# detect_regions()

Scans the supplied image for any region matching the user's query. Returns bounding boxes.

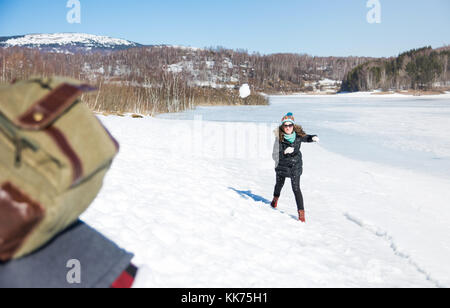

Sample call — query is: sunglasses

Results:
[283,124,294,128]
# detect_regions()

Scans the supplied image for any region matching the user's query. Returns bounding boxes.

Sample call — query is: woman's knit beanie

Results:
[281,112,295,125]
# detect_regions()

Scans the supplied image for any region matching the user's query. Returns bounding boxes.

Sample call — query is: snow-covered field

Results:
[82,93,450,288]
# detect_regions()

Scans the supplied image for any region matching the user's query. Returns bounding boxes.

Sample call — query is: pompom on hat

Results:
[281,112,295,125]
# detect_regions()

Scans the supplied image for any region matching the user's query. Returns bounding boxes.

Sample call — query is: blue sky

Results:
[0,0,449,57]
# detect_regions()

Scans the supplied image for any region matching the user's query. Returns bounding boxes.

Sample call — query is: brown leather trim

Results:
[17,83,95,130]
[0,182,45,261]
[45,126,83,186]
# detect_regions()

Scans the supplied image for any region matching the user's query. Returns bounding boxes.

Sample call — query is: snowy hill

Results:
[0,33,141,53]
[81,93,450,288]
[0,33,206,54]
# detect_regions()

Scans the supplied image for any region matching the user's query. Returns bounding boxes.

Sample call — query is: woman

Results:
[271,113,319,223]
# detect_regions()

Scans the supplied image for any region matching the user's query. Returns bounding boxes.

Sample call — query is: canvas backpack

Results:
[0,77,119,261]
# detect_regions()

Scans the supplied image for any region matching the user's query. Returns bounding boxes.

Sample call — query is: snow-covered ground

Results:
[304,78,341,93]
[82,93,450,288]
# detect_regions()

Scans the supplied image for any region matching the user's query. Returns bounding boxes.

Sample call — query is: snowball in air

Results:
[239,84,251,99]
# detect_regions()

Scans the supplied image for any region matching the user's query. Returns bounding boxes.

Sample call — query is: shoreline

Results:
[95,90,450,118]
[267,90,450,98]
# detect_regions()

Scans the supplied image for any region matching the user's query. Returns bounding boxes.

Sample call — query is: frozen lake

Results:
[158,94,450,179]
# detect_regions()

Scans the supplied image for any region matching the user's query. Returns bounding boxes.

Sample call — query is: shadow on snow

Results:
[228,187,299,221]
[228,187,271,205]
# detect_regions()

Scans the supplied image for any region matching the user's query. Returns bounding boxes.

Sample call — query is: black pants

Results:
[274,173,304,211]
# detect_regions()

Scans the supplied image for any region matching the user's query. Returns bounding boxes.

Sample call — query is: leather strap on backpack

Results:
[17,83,95,130]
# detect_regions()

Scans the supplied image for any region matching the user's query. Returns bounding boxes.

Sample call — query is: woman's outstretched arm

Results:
[299,135,319,143]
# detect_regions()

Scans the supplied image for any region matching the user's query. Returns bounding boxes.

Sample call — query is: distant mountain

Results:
[0,33,142,53]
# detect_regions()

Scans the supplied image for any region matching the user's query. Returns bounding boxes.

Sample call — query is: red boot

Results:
[271,197,279,209]
[298,210,306,223]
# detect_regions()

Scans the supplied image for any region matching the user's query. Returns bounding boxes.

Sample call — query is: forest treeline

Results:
[340,46,450,92]
[3,45,447,115]
[0,46,374,114]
